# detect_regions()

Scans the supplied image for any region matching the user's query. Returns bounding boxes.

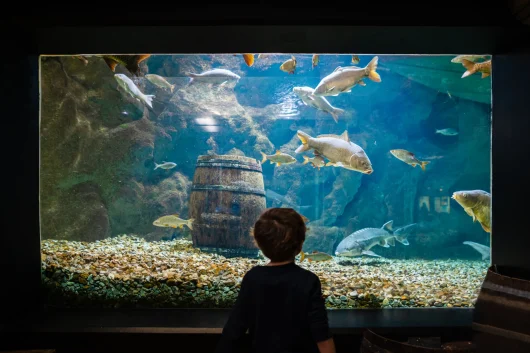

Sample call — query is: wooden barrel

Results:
[361,329,475,352]
[189,155,266,258]
[472,265,530,353]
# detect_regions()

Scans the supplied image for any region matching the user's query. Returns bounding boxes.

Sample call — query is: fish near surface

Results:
[313,56,381,97]
[461,59,491,79]
[145,74,175,93]
[451,55,488,63]
[292,86,345,123]
[114,74,155,108]
[153,214,194,230]
[154,161,177,170]
[390,149,430,171]
[351,55,360,64]
[312,54,319,69]
[260,150,297,166]
[335,220,396,257]
[241,54,255,67]
[452,190,491,232]
[295,130,373,174]
[185,68,241,86]
[463,241,491,261]
[300,251,332,262]
[302,155,326,170]
[98,55,151,76]
[280,55,297,74]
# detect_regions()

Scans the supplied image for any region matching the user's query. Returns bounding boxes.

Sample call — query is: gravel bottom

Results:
[41,235,488,309]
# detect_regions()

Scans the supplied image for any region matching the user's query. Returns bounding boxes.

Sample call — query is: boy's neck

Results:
[267,259,295,266]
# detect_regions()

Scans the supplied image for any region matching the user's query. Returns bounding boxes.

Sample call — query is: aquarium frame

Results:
[3,23,530,339]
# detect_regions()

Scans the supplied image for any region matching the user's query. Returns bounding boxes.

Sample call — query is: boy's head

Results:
[253,208,306,262]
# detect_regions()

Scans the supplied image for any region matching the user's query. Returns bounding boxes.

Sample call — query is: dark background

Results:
[1,2,530,352]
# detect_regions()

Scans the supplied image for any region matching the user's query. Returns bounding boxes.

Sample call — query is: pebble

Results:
[40,236,488,309]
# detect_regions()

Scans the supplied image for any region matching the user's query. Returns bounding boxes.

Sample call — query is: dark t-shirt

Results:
[214,262,332,353]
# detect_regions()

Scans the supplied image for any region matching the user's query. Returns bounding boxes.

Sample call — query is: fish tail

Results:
[331,108,344,123]
[366,56,381,82]
[144,94,155,108]
[260,151,267,163]
[184,72,198,86]
[461,59,478,78]
[154,163,160,170]
[300,251,306,262]
[420,161,430,171]
[295,131,312,153]
[187,219,194,230]
[170,84,175,93]
[302,156,310,164]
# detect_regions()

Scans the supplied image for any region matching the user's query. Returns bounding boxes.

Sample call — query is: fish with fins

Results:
[260,150,296,166]
[114,74,155,108]
[461,59,491,79]
[295,130,373,174]
[145,74,175,93]
[451,55,488,63]
[313,56,380,97]
[302,155,326,170]
[452,190,491,233]
[335,220,409,258]
[351,55,360,64]
[153,214,194,230]
[185,69,241,86]
[97,55,151,76]
[390,149,430,171]
[242,54,255,67]
[154,161,177,170]
[280,55,297,74]
[292,86,345,123]
[312,54,319,69]
[300,250,333,262]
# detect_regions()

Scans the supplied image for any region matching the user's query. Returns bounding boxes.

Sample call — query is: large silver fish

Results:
[185,68,241,86]
[114,74,155,108]
[312,56,381,97]
[295,130,373,174]
[293,86,345,123]
[335,220,404,257]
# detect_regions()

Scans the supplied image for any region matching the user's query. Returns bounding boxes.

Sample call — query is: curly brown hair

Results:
[253,208,307,262]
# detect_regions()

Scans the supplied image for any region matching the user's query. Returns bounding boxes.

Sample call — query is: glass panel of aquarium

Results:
[39,53,492,309]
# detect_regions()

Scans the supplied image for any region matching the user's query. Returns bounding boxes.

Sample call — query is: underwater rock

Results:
[40,182,109,241]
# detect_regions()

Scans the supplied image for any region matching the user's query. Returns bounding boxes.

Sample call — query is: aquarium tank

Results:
[39,53,492,309]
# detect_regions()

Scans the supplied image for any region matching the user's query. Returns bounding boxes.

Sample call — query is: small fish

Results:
[300,251,333,262]
[461,59,491,79]
[257,54,270,59]
[74,55,89,65]
[302,155,326,170]
[296,130,373,174]
[114,74,155,108]
[280,55,297,74]
[153,214,194,230]
[390,149,430,171]
[312,54,319,69]
[242,54,255,67]
[145,74,175,93]
[452,190,491,233]
[154,161,177,170]
[424,155,444,160]
[351,55,360,64]
[451,55,488,63]
[98,55,151,76]
[463,241,491,261]
[436,128,459,136]
[260,150,296,166]
[313,56,380,97]
[185,68,241,86]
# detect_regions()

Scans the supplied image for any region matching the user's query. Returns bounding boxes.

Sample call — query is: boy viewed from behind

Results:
[215,207,336,353]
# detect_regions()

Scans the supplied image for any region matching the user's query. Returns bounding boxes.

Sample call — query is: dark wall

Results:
[491,54,530,275]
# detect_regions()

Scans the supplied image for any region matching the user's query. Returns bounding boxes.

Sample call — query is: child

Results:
[215,208,336,353]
